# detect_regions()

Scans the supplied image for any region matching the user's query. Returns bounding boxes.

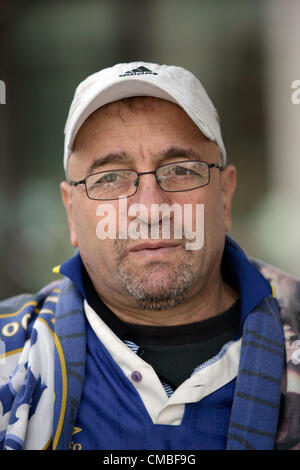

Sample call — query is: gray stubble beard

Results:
[115,239,195,311]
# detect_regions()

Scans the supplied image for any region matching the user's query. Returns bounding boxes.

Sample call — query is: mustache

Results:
[114,220,193,261]
[117,214,197,241]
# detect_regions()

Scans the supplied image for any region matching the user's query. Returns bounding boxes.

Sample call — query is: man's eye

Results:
[96,173,120,185]
[173,166,193,175]
[166,165,197,177]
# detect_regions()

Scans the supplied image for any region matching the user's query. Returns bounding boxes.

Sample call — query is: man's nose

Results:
[129,171,172,220]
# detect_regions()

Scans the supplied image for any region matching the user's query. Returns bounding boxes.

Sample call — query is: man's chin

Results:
[118,260,194,311]
[134,293,189,311]
[124,282,191,311]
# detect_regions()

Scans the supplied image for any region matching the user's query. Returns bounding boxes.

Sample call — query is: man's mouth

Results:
[128,241,182,258]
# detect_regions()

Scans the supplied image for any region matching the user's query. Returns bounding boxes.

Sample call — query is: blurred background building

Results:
[1,0,300,298]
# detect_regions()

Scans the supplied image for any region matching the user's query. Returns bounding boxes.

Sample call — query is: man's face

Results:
[61,97,236,313]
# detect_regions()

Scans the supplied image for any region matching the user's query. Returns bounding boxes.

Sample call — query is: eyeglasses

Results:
[68,160,224,201]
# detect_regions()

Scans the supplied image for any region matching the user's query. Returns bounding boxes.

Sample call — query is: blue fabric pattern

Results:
[226,295,285,449]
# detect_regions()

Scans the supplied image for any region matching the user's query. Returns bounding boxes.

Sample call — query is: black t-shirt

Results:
[82,267,240,390]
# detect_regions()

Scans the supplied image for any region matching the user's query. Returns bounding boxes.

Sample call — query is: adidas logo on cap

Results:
[119,66,158,77]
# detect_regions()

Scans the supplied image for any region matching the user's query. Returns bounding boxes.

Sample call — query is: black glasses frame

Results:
[68,160,224,201]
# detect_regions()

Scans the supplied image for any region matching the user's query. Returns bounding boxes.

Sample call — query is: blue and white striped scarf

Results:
[0,275,286,450]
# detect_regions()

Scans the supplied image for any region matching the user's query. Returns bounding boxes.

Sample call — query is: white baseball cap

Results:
[63,61,226,172]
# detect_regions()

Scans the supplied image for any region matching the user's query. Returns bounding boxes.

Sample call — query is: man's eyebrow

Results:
[157,146,204,161]
[87,152,128,174]
[86,147,205,175]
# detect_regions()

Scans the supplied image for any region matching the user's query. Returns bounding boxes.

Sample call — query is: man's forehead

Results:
[74,96,209,150]
[78,96,184,129]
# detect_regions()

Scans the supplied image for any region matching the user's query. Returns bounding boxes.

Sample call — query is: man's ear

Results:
[220,164,236,233]
[60,181,78,247]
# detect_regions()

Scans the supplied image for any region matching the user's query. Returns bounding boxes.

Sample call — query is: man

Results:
[0,61,299,450]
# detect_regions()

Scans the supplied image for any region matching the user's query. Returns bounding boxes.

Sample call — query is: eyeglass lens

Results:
[85,161,209,200]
